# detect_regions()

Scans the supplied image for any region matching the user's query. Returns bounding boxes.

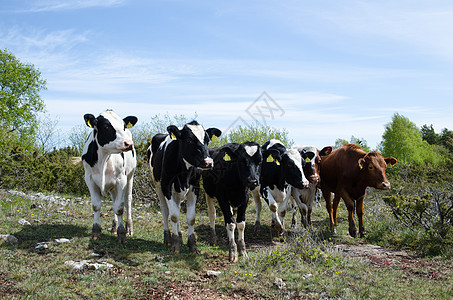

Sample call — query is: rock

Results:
[303,273,313,279]
[18,219,31,226]
[35,242,49,249]
[0,234,18,245]
[273,277,286,289]
[54,238,70,243]
[155,255,164,262]
[206,270,221,278]
[64,260,113,270]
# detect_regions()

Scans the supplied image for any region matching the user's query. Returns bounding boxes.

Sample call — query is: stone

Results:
[273,277,286,289]
[18,219,31,226]
[0,234,18,245]
[206,270,221,278]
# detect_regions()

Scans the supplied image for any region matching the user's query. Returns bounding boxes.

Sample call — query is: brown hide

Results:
[319,144,397,237]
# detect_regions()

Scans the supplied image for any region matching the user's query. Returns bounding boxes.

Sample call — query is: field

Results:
[1,188,452,299]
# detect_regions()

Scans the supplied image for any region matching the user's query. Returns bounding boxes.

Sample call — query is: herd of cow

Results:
[79,110,397,262]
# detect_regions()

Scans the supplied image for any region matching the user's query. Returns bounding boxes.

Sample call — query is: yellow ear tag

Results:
[223,153,231,161]
[305,157,311,163]
[170,132,177,140]
[87,120,92,128]
[266,154,274,163]
[126,122,133,129]
[211,135,218,143]
[359,164,363,170]
[387,163,394,168]
[276,160,280,166]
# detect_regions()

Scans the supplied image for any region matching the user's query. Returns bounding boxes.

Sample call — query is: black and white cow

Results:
[290,145,332,228]
[81,110,138,243]
[202,142,262,262]
[252,139,309,234]
[148,121,221,253]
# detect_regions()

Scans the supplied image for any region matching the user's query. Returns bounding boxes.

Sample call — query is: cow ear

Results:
[319,146,332,156]
[84,114,97,128]
[206,128,222,141]
[385,157,397,168]
[167,125,181,140]
[358,157,366,170]
[123,116,138,129]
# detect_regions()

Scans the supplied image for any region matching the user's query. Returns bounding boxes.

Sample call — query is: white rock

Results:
[54,238,70,243]
[273,277,286,289]
[65,260,113,270]
[18,219,31,226]
[35,242,49,249]
[0,234,18,244]
[206,270,221,278]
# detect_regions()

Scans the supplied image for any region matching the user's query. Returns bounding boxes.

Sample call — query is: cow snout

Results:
[381,182,391,190]
[123,140,134,151]
[310,174,319,183]
[247,177,259,189]
[204,157,214,169]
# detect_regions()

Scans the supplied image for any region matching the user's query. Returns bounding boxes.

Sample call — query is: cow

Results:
[252,139,309,235]
[319,144,397,238]
[290,145,332,228]
[202,142,262,262]
[80,110,138,243]
[148,121,221,253]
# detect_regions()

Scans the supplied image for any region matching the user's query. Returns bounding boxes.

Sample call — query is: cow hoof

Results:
[170,234,180,254]
[117,225,127,244]
[229,240,238,262]
[349,228,357,238]
[164,230,172,246]
[111,219,118,234]
[272,222,284,235]
[254,221,261,233]
[238,239,248,258]
[209,229,217,246]
[359,231,366,238]
[126,221,133,236]
[91,224,102,240]
[188,234,199,254]
[178,232,184,246]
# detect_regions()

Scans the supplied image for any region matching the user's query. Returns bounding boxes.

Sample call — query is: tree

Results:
[0,49,47,135]
[334,136,370,152]
[381,113,443,165]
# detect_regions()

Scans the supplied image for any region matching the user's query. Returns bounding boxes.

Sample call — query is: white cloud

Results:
[24,0,127,12]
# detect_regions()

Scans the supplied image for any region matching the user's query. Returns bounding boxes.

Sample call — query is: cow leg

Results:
[356,195,366,237]
[156,182,171,246]
[339,192,357,238]
[267,188,284,234]
[186,187,199,253]
[251,188,262,233]
[206,194,217,246]
[86,183,103,240]
[322,189,335,234]
[112,190,127,244]
[167,193,182,253]
[124,175,134,236]
[236,201,248,258]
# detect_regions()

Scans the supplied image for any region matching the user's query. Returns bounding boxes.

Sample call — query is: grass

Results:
[1,189,452,299]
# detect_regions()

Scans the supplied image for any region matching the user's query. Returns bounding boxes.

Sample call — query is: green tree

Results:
[381,113,443,165]
[210,123,293,148]
[421,124,439,145]
[0,49,47,135]
[334,136,370,152]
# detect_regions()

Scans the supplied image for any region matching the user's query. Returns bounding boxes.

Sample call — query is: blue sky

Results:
[2,0,453,149]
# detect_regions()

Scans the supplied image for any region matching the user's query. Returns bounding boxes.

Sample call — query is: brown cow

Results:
[319,144,397,237]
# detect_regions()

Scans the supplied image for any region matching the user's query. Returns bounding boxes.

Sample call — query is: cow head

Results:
[84,110,137,153]
[297,145,332,184]
[216,142,262,189]
[167,121,221,170]
[358,151,397,190]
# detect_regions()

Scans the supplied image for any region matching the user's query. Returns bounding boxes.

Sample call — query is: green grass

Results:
[1,189,452,299]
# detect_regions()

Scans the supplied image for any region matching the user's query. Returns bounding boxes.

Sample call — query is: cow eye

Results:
[368,165,374,170]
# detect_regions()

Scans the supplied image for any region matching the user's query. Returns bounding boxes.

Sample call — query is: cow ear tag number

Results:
[223,153,231,162]
[170,132,177,140]
[126,122,134,129]
[305,157,311,163]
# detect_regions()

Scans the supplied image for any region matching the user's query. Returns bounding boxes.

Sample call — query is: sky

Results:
[2,0,453,149]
